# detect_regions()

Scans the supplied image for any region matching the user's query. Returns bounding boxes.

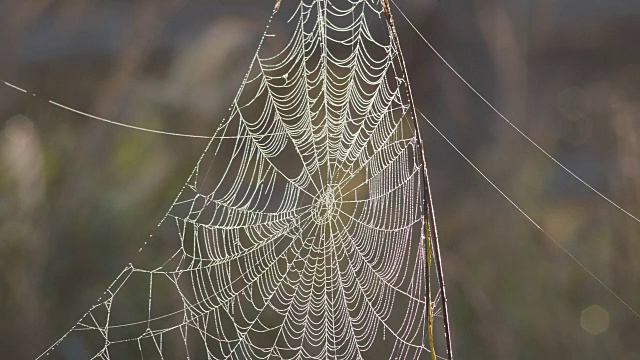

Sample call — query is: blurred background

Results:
[1,0,639,358]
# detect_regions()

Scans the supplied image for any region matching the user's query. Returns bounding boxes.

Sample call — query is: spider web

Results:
[38,1,447,358]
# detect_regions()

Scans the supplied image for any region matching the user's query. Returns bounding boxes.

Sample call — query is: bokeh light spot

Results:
[4,114,34,146]
[581,305,610,335]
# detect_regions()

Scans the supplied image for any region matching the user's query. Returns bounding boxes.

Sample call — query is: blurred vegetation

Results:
[1,0,639,359]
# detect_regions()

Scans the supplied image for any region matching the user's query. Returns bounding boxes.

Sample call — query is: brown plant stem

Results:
[381,1,453,359]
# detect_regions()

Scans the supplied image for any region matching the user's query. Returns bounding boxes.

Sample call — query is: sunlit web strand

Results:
[389,0,640,227]
[416,108,640,319]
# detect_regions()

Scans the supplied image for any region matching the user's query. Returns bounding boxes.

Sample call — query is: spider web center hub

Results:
[312,184,341,224]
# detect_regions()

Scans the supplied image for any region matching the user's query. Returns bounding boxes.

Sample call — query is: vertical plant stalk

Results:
[381,1,454,359]
[425,220,437,360]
